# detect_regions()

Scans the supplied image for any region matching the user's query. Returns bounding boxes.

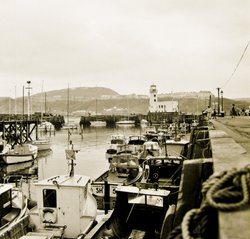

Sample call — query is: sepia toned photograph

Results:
[0,1,249,238]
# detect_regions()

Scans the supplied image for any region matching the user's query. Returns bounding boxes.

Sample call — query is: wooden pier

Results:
[0,120,39,147]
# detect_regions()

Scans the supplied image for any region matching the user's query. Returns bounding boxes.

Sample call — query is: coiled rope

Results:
[167,165,250,239]
[206,166,250,211]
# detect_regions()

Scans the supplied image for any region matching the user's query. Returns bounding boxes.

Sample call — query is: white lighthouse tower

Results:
[148,84,179,113]
[149,84,158,112]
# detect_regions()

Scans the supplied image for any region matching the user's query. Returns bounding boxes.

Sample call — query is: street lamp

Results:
[221,90,224,112]
[217,87,220,115]
[26,81,32,120]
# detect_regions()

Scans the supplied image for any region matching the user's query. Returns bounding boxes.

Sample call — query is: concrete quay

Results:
[210,117,250,239]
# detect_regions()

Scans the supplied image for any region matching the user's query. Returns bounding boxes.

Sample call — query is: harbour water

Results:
[1,121,145,193]
[37,125,143,181]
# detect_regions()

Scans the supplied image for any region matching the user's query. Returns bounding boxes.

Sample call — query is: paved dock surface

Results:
[210,116,250,239]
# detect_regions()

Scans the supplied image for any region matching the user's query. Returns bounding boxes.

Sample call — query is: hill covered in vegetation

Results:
[0,86,250,116]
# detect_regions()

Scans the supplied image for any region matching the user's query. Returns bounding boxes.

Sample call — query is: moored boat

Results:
[164,137,190,158]
[1,144,38,164]
[85,185,171,239]
[27,146,97,238]
[116,119,135,126]
[143,125,158,141]
[38,121,55,133]
[0,184,28,238]
[0,140,12,161]
[92,153,143,210]
[90,120,107,127]
[105,134,127,162]
[126,135,147,155]
[31,138,51,151]
[139,140,162,161]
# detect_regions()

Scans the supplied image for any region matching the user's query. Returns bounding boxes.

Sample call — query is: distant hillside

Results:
[32,87,119,102]
[1,86,250,116]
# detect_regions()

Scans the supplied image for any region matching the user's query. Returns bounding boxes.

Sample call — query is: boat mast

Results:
[67,84,69,124]
[26,81,32,120]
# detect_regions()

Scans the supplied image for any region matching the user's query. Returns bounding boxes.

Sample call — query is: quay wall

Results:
[210,125,250,239]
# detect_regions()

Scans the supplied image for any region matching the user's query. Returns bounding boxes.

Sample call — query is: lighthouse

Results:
[148,84,178,113]
[149,84,158,112]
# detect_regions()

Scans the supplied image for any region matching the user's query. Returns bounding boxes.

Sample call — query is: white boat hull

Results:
[3,153,36,164]
[90,121,107,127]
[32,139,51,151]
[2,144,38,164]
[116,120,135,125]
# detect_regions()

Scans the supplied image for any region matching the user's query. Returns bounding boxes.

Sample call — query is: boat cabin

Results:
[110,134,126,145]
[0,184,19,228]
[29,174,97,238]
[107,186,170,239]
[140,141,161,160]
[164,138,189,158]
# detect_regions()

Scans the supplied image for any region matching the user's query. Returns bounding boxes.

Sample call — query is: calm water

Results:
[37,125,142,180]
[3,122,144,182]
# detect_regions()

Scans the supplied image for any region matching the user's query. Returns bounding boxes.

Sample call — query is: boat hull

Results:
[90,121,107,127]
[2,144,38,164]
[2,153,36,164]
[32,139,51,151]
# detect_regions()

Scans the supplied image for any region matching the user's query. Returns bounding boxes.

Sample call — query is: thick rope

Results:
[168,165,250,239]
[206,167,250,211]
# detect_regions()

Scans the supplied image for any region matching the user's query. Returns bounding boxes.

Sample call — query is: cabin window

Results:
[1,190,11,209]
[43,189,57,208]
[128,194,164,207]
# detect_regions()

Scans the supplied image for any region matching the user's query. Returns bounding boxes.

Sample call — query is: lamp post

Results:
[221,90,224,112]
[26,81,32,120]
[217,87,220,115]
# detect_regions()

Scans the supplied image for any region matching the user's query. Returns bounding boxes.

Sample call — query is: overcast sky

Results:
[0,0,249,99]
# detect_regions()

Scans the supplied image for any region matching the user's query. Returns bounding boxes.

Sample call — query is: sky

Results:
[0,0,249,99]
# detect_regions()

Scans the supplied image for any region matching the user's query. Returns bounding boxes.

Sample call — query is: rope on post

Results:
[206,166,250,211]
[167,165,250,239]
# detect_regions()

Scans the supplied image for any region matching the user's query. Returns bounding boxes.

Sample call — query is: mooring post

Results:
[104,179,110,214]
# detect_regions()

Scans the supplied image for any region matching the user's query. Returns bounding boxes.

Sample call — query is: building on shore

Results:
[148,84,178,113]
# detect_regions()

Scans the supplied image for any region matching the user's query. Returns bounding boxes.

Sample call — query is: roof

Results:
[116,185,170,197]
[0,184,13,194]
[35,174,91,188]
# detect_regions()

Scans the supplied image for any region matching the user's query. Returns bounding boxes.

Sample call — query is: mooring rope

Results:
[206,166,250,211]
[167,165,250,239]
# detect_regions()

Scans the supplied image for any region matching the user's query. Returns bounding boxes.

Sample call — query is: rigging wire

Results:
[221,39,250,89]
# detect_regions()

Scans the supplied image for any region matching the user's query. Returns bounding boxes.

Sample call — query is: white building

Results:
[149,84,178,113]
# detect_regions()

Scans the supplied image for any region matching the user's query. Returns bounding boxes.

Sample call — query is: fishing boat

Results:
[92,153,143,210]
[0,184,29,238]
[105,134,127,162]
[31,138,51,151]
[38,121,55,133]
[140,119,149,127]
[27,144,97,238]
[164,137,190,158]
[116,119,135,126]
[86,129,212,239]
[0,140,12,159]
[85,185,171,239]
[143,125,158,141]
[1,144,38,164]
[139,140,162,161]
[90,120,107,127]
[107,135,147,160]
[126,135,147,155]
[61,121,78,130]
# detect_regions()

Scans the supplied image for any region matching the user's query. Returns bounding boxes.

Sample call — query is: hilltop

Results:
[0,86,250,116]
